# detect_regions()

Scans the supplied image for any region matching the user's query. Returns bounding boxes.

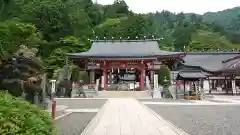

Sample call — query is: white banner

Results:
[101,76,104,88]
[50,80,56,93]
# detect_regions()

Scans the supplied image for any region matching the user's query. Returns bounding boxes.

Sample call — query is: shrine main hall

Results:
[67,39,240,92]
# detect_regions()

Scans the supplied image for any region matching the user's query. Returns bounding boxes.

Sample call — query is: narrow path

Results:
[81,98,187,135]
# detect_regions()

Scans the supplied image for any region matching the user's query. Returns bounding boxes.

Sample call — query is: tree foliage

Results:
[156,65,171,86]
[0,20,40,59]
[0,92,57,135]
[0,0,239,77]
[203,7,240,44]
[186,30,233,51]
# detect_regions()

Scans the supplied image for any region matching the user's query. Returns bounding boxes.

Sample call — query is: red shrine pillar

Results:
[140,68,145,91]
[103,68,108,90]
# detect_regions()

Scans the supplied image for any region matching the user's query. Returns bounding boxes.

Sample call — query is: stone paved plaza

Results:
[54,96,240,135]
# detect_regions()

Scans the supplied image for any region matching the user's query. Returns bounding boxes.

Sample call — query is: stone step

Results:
[96,91,151,98]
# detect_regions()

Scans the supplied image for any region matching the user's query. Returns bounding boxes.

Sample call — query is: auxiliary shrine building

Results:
[68,39,240,93]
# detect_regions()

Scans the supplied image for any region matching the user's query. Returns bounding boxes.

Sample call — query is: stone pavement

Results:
[81,98,188,135]
[208,95,240,103]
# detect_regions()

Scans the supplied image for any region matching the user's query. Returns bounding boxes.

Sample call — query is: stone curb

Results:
[80,99,110,135]
[54,98,109,100]
[55,112,72,120]
[136,100,189,135]
[47,105,68,112]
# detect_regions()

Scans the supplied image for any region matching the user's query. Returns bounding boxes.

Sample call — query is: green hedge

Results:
[0,92,58,135]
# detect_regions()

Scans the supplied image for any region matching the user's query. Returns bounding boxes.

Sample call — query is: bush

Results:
[156,65,171,86]
[0,92,58,135]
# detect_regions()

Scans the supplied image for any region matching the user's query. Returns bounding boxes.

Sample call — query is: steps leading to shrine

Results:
[96,91,151,98]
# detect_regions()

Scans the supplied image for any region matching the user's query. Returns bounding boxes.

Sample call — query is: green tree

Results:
[156,65,171,86]
[44,36,86,73]
[0,20,40,59]
[186,30,233,51]
[172,22,193,50]
[103,0,129,19]
[17,0,68,41]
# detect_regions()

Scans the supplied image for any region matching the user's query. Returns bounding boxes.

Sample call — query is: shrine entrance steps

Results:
[96,91,151,98]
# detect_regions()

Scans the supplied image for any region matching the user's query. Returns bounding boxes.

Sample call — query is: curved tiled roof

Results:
[68,40,185,59]
[183,52,240,72]
[177,70,207,79]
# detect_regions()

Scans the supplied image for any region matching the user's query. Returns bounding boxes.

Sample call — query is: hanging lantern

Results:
[118,68,120,73]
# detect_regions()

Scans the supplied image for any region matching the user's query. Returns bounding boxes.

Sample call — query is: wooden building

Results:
[67,39,185,91]
[175,52,240,94]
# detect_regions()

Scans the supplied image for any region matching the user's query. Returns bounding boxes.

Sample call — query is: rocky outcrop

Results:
[0,45,45,104]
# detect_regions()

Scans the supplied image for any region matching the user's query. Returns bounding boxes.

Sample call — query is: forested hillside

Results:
[0,0,239,77]
[203,7,240,44]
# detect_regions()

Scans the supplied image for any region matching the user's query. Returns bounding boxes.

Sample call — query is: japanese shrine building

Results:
[67,39,185,91]
[175,52,240,94]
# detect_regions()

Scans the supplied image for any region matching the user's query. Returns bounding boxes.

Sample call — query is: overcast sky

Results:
[95,0,240,14]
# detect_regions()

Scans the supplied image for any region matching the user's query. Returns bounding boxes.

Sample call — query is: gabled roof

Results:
[68,40,185,59]
[183,52,240,72]
[176,70,207,80]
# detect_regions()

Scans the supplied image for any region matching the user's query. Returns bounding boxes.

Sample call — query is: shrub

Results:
[0,92,58,135]
[156,65,171,86]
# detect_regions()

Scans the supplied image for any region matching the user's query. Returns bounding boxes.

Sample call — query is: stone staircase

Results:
[96,91,151,98]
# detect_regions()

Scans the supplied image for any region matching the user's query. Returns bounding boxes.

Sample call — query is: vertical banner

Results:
[203,80,210,93]
[145,76,151,91]
[153,74,158,90]
[153,74,161,98]
[232,80,236,95]
[50,80,56,94]
[101,76,104,88]
[95,79,99,93]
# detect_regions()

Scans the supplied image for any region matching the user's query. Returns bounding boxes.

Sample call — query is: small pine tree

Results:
[156,65,171,86]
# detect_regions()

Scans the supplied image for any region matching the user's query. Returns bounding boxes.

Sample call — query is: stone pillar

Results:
[140,69,145,91]
[103,68,108,90]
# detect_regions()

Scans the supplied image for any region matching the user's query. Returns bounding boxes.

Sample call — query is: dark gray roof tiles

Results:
[183,52,240,72]
[177,70,207,79]
[68,40,185,58]
[222,57,240,72]
[176,71,207,80]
